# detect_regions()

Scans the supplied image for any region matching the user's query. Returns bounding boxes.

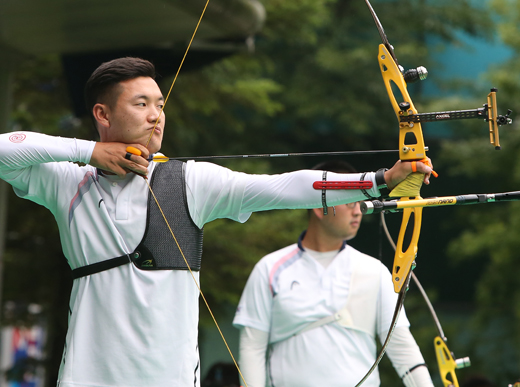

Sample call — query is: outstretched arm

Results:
[185,158,433,227]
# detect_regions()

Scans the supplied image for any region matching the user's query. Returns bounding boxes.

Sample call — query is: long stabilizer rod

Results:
[361,191,520,215]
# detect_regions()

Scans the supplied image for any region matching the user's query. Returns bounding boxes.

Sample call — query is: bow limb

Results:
[356,46,424,387]
[434,336,471,387]
[381,213,471,387]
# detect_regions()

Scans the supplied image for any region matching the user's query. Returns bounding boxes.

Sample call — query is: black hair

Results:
[311,160,357,174]
[84,57,156,129]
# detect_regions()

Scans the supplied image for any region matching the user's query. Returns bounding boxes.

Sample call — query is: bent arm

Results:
[0,132,94,191]
[382,326,435,387]
[0,132,94,169]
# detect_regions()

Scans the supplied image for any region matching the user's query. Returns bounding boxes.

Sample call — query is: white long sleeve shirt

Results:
[0,131,382,387]
[233,242,434,387]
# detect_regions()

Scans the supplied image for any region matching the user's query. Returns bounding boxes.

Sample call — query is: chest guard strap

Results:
[71,161,203,280]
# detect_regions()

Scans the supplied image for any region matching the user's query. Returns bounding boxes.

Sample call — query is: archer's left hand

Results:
[385,158,434,190]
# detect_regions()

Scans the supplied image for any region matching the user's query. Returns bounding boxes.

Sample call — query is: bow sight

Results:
[398,87,513,150]
[380,56,513,152]
[365,0,513,151]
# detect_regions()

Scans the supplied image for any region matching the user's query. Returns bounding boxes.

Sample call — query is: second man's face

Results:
[322,202,362,241]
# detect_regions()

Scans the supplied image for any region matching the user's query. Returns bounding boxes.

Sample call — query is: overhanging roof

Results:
[0,0,265,55]
[0,0,266,116]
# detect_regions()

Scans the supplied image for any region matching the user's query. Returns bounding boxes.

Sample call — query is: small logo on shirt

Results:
[290,281,300,290]
[9,133,26,143]
[132,252,157,269]
[140,260,154,268]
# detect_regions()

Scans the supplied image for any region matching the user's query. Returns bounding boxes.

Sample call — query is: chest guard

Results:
[71,161,203,280]
[133,160,203,271]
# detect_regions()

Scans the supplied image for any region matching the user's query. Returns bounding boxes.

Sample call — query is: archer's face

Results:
[321,202,362,241]
[99,76,165,154]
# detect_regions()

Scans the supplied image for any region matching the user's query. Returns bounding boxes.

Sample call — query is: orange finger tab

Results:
[411,161,417,173]
[126,146,142,156]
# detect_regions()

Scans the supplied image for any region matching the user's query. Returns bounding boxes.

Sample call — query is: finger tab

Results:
[126,146,142,156]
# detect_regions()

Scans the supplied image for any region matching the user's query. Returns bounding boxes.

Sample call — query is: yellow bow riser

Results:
[378,43,428,293]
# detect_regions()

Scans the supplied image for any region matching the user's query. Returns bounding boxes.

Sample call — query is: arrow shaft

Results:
[153,149,398,162]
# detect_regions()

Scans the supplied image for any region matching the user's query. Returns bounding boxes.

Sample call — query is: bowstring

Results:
[145,181,248,386]
[145,0,211,148]
[142,1,250,386]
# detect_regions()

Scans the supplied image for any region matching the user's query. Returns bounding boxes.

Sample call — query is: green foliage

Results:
[434,1,520,379]
[10,55,93,139]
[6,0,514,385]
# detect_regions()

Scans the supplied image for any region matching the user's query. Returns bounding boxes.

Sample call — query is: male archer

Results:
[0,57,432,387]
[233,161,435,387]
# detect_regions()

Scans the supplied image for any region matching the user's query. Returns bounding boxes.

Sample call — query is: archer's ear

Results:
[92,103,110,130]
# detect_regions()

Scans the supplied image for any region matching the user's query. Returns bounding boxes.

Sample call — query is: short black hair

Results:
[84,57,156,128]
[311,160,357,174]
[308,160,357,216]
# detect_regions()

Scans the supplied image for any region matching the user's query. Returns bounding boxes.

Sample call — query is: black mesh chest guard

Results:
[132,160,204,271]
[71,161,204,280]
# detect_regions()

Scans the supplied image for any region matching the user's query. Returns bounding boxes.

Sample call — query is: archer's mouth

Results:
[148,127,162,134]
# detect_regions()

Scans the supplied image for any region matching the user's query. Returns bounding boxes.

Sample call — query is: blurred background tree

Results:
[4,0,519,385]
